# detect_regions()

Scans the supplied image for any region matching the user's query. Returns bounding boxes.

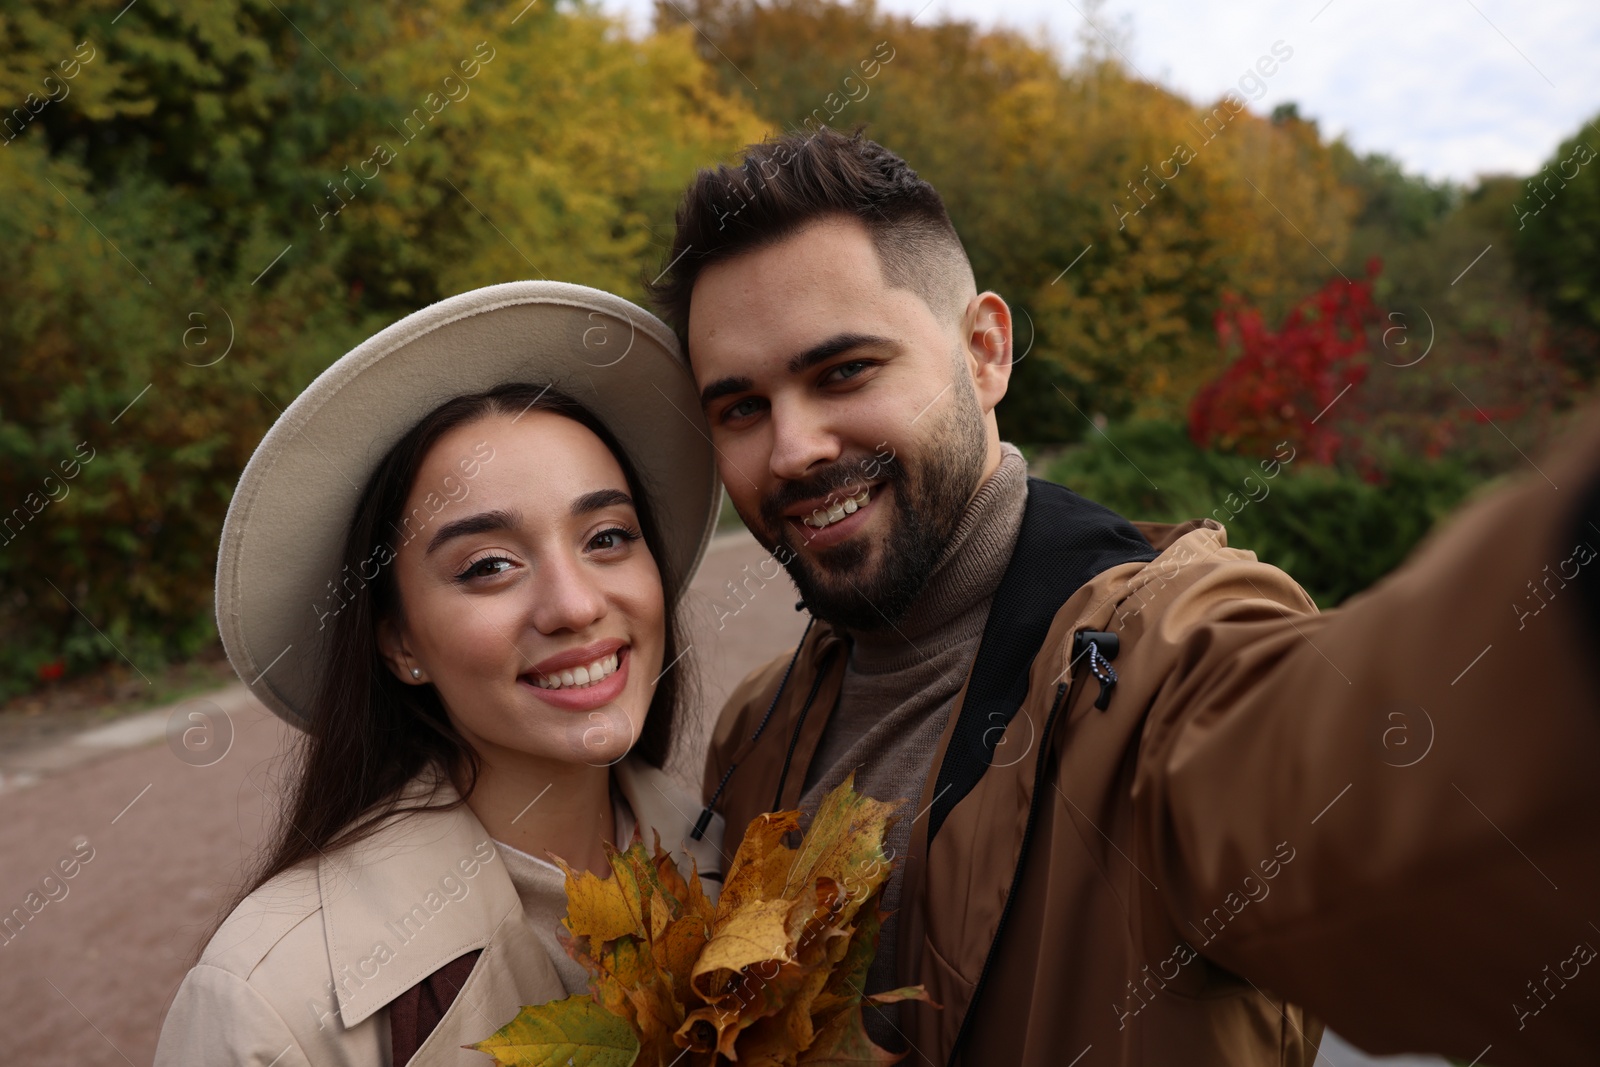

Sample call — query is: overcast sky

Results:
[604,0,1600,185]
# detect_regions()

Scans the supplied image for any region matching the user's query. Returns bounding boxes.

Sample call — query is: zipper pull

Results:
[1072,630,1121,710]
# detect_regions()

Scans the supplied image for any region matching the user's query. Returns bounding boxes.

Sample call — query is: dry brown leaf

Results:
[718,810,801,921]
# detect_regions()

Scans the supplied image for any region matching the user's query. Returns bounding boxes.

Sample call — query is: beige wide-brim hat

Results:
[215,281,720,730]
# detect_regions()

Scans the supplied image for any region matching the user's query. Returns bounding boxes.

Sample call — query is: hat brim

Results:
[215,281,720,730]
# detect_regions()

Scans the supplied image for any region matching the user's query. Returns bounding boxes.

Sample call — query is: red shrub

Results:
[1190,260,1382,465]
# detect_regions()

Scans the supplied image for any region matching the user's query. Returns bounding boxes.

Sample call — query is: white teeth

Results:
[532,651,621,690]
[803,486,872,529]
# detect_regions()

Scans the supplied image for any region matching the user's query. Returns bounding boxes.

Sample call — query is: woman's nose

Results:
[530,551,607,635]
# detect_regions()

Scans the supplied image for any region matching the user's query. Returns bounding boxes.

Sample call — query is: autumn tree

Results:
[657,0,1359,437]
[0,0,761,695]
[1515,113,1600,382]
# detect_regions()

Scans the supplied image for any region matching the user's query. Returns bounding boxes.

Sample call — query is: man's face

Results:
[687,216,997,630]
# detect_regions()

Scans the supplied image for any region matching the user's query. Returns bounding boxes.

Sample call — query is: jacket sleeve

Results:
[1128,411,1600,1067]
[155,964,313,1067]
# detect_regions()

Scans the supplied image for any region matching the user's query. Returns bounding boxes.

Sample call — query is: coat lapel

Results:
[408,910,566,1065]
[317,761,725,1050]
[317,784,524,1029]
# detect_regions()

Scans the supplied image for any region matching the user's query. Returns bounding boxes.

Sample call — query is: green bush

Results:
[1043,421,1483,607]
[0,0,763,702]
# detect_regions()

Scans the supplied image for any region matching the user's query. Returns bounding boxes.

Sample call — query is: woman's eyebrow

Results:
[425,508,521,554]
[572,488,633,516]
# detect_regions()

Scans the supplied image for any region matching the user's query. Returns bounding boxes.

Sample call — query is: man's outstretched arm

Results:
[1129,408,1600,1067]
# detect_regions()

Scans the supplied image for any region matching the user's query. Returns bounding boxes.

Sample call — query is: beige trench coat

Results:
[154,758,724,1066]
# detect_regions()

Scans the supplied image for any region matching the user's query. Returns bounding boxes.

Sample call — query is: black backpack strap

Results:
[926,478,1157,844]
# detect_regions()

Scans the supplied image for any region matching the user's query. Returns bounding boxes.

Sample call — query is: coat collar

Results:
[317,757,725,1028]
[614,757,727,880]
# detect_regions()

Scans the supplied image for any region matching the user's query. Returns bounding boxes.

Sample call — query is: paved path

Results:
[0,531,804,1066]
[0,529,1443,1066]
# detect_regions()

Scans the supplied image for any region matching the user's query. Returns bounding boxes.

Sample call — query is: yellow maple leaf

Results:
[782,780,899,925]
[466,995,639,1067]
[692,897,794,995]
[558,856,642,947]
[652,913,710,1005]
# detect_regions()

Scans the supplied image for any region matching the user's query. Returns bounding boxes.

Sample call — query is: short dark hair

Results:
[648,127,975,346]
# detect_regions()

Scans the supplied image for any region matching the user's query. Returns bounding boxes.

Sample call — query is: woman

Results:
[155,283,724,1066]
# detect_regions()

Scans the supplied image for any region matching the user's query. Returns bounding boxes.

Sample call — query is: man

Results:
[649,128,1600,1066]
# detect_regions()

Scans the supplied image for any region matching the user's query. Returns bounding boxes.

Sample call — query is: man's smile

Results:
[782,481,885,549]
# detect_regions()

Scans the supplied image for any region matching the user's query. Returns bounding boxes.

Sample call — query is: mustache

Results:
[759,453,902,522]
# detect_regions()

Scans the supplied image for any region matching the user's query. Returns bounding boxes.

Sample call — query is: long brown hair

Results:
[232,383,691,910]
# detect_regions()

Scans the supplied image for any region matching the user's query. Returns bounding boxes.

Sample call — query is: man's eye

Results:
[829,361,868,382]
[725,397,764,420]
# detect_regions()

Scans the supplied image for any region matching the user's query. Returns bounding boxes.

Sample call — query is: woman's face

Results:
[379,410,665,769]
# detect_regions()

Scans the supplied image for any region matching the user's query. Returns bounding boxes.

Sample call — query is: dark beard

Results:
[757,378,988,632]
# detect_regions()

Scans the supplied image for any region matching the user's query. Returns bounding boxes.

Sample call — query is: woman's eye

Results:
[455,556,513,582]
[590,526,640,552]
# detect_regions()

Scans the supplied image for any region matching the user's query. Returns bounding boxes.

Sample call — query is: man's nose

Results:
[767,396,842,482]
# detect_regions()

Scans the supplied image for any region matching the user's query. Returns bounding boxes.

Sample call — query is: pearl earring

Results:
[410,667,422,680]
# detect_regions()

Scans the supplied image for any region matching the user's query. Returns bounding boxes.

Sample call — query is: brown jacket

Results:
[705,415,1600,1067]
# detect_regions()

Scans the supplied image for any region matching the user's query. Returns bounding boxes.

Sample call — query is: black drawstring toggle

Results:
[1072,630,1121,710]
[690,805,715,842]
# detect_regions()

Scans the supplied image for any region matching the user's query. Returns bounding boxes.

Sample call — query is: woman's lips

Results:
[519,646,630,711]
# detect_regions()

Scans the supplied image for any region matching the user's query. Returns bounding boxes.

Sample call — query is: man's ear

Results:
[963,291,1013,415]
[376,616,425,685]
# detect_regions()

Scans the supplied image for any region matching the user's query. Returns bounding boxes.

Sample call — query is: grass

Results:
[0,643,237,753]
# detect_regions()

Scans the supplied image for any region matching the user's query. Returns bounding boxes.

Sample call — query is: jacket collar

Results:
[1130,516,1225,555]
[318,757,725,1027]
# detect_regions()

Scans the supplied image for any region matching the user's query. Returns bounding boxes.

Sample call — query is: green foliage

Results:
[1045,421,1481,607]
[0,0,762,699]
[1335,149,1460,239]
[0,135,377,697]
[1515,114,1600,380]
[1330,156,1580,465]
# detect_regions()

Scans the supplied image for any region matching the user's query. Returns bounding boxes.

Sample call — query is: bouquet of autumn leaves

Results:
[467,777,929,1065]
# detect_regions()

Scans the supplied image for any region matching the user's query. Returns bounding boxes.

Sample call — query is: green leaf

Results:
[465,995,640,1067]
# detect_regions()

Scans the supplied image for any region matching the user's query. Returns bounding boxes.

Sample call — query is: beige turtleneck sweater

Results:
[494,789,637,997]
[797,442,1029,1047]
